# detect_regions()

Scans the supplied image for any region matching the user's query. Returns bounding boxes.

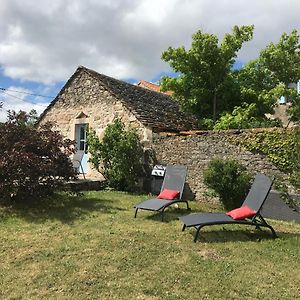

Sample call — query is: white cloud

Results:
[0,0,299,83]
[0,87,49,122]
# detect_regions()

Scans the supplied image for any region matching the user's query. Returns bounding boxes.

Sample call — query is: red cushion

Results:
[226,205,257,220]
[158,189,180,200]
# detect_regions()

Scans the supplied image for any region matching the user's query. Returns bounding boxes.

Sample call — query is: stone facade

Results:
[151,131,287,200]
[39,69,152,177]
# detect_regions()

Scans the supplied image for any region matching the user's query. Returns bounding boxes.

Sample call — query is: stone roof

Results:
[137,80,173,95]
[39,66,198,132]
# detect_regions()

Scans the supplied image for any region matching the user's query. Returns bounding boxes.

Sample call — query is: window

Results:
[76,124,88,153]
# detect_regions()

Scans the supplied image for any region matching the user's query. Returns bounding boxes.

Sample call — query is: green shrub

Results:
[203,159,251,210]
[87,119,145,192]
[198,118,214,130]
[289,127,300,190]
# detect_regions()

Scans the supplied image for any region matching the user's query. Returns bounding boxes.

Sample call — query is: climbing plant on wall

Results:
[232,130,293,171]
[230,128,300,212]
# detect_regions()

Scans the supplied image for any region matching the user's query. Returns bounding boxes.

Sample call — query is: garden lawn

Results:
[0,191,299,299]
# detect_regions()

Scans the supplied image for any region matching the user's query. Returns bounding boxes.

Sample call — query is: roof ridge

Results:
[80,66,171,96]
[79,66,127,85]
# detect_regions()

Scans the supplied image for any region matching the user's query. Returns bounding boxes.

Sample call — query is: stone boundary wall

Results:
[151,131,288,200]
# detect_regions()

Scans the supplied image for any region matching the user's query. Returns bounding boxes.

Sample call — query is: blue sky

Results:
[0,71,63,102]
[1,0,299,121]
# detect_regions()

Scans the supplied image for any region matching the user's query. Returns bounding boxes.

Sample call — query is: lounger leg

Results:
[194,226,202,242]
[161,209,165,221]
[182,224,186,231]
[134,208,139,218]
[185,201,191,210]
[265,224,278,238]
[256,224,278,238]
[256,215,278,238]
[259,215,278,238]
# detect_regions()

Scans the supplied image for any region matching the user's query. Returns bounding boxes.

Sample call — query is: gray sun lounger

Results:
[180,174,277,242]
[134,165,190,220]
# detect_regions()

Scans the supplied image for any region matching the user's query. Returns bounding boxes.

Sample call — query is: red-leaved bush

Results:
[0,111,77,203]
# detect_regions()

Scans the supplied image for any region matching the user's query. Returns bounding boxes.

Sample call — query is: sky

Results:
[0,0,300,121]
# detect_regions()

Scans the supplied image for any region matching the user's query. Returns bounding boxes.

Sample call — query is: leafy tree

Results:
[220,29,300,128]
[235,60,276,116]
[0,111,76,203]
[238,29,300,123]
[161,25,254,121]
[87,119,145,192]
[214,103,282,129]
[6,109,39,127]
[214,103,258,129]
[259,29,300,86]
[288,94,300,123]
[260,30,300,116]
[27,109,39,126]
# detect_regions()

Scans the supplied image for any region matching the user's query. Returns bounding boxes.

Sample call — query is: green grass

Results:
[0,191,299,299]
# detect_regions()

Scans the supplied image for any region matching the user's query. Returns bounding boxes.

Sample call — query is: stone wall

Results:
[40,70,152,177]
[151,131,287,200]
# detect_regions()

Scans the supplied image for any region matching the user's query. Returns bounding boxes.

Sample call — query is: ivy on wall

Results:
[230,129,297,173]
[230,128,300,212]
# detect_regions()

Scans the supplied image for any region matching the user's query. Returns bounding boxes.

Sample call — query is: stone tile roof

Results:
[39,66,198,132]
[137,80,173,95]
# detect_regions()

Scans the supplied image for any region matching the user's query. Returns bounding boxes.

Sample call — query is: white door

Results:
[75,124,88,174]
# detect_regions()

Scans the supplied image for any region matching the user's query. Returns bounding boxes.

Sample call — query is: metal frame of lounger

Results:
[180,174,277,242]
[134,165,190,221]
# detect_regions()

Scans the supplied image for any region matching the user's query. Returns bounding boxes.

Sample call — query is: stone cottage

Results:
[38,66,198,178]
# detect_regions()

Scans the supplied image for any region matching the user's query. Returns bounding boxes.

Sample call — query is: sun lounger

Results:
[134,165,190,220]
[180,174,277,242]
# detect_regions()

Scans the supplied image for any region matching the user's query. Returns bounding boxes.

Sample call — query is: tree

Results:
[235,59,277,116]
[5,109,39,127]
[0,111,76,203]
[223,29,300,127]
[243,29,300,123]
[87,119,145,192]
[259,29,300,87]
[288,94,300,123]
[214,102,281,130]
[161,25,254,122]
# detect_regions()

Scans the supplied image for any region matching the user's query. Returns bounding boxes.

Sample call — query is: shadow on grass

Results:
[142,207,191,223]
[184,228,300,243]
[0,193,126,224]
